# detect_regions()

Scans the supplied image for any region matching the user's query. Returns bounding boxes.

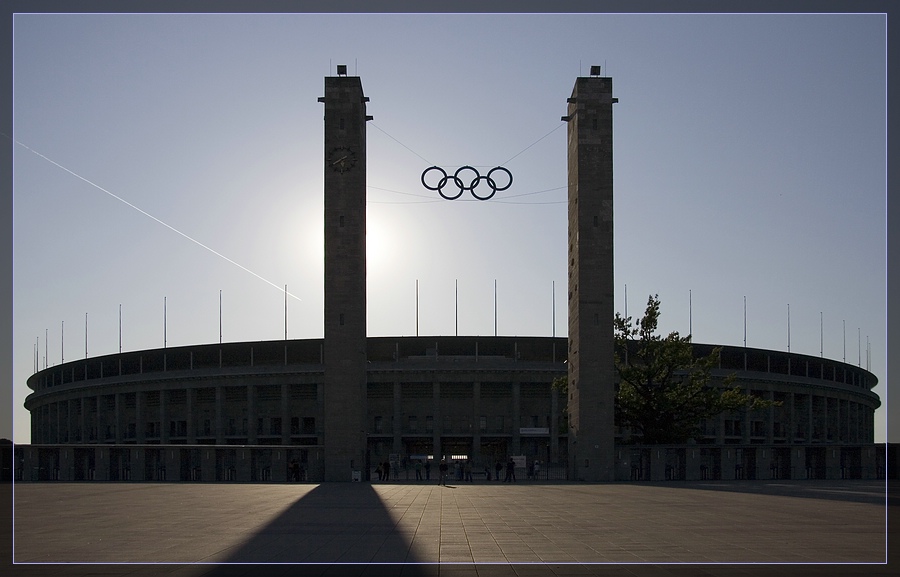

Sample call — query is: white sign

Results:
[519,427,549,435]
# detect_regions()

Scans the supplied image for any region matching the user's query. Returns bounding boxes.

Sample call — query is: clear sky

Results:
[11,13,888,443]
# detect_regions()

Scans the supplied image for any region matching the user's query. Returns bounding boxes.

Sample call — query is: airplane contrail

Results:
[12,137,302,301]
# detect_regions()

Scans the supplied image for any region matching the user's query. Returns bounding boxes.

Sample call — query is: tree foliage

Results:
[612,294,777,444]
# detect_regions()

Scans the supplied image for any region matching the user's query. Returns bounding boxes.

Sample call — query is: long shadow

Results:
[190,483,430,575]
[635,478,897,506]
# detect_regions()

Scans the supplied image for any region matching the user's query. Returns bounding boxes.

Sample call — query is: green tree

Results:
[613,294,777,444]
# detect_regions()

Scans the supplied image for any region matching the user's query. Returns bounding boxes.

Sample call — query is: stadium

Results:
[19,335,881,482]
[16,68,885,483]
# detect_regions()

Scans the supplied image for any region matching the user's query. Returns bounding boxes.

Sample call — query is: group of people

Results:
[374,460,395,481]
[372,457,544,484]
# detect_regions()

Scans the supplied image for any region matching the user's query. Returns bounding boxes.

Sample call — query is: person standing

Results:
[415,460,423,481]
[424,459,431,480]
[495,461,503,482]
[383,460,391,482]
[505,458,516,482]
[439,460,449,485]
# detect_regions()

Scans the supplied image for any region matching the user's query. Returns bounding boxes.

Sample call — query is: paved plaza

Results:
[4,479,896,577]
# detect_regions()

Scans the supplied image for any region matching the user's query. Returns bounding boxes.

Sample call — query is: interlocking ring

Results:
[421,165,513,201]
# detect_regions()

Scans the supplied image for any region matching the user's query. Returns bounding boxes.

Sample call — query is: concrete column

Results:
[650,447,666,481]
[96,395,103,442]
[165,448,179,481]
[160,389,169,444]
[186,388,196,444]
[432,381,441,461]
[215,386,224,445]
[512,382,521,455]
[247,385,257,444]
[237,448,252,481]
[685,448,701,480]
[471,382,481,464]
[115,393,123,443]
[393,380,403,454]
[721,447,737,480]
[60,447,74,481]
[791,446,806,480]
[741,388,751,444]
[281,384,291,445]
[757,447,773,480]
[96,446,110,481]
[550,387,559,463]
[861,445,876,479]
[80,397,86,443]
[132,447,145,481]
[788,392,796,443]
[53,401,60,443]
[65,399,74,443]
[825,446,841,479]
[273,448,287,482]
[135,391,145,443]
[316,382,325,443]
[836,397,843,442]
[807,394,814,442]
[202,448,215,482]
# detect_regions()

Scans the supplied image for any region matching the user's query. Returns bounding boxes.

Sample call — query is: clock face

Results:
[327,146,357,173]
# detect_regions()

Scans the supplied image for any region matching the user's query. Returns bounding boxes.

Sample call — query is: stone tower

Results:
[318,68,372,481]
[563,68,617,481]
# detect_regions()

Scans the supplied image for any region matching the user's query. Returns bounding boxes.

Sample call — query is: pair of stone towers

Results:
[319,67,616,482]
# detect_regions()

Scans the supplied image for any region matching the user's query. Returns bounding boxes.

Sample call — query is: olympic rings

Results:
[421,165,513,201]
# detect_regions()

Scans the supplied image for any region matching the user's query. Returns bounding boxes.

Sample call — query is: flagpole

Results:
[494,279,498,337]
[284,284,288,341]
[820,312,823,357]
[743,296,747,348]
[85,313,88,358]
[455,279,458,337]
[689,289,692,339]
[416,280,419,337]
[787,304,790,353]
[119,305,122,353]
[61,320,64,364]
[219,290,222,344]
[552,281,556,338]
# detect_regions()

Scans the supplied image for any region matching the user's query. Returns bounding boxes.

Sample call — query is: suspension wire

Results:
[366,183,566,205]
[498,122,566,166]
[12,137,303,301]
[369,123,433,164]
[366,121,569,205]
[370,120,566,170]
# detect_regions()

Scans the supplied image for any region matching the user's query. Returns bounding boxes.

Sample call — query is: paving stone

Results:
[5,480,894,577]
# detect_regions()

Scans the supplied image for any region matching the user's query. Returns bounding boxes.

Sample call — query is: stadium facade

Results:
[17,68,884,483]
